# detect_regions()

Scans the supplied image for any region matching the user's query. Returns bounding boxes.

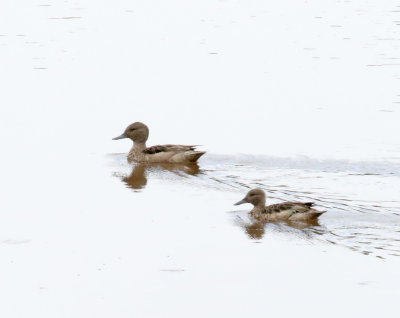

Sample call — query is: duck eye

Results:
[130,128,136,131]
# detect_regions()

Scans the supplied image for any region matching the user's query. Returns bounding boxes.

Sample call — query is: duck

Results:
[234,188,326,222]
[113,122,206,163]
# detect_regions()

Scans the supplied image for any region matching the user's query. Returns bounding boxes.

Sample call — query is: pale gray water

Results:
[110,153,400,259]
[1,1,400,317]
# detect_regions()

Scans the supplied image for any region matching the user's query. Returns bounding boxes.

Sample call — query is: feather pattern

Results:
[143,144,199,154]
[113,122,206,163]
[263,202,315,214]
[235,189,326,222]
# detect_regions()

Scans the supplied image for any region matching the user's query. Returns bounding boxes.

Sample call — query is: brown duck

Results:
[234,188,326,222]
[113,122,205,163]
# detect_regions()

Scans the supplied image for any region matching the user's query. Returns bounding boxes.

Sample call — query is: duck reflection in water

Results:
[236,217,323,240]
[119,162,202,190]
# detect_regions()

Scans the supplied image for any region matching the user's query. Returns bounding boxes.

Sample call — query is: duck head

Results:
[234,188,266,207]
[113,122,149,143]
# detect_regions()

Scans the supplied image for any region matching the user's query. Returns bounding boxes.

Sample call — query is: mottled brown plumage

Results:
[234,188,326,222]
[113,122,205,163]
[143,144,198,154]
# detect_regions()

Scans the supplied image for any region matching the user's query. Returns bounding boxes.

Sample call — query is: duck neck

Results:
[132,142,147,153]
[251,201,266,215]
[128,142,147,161]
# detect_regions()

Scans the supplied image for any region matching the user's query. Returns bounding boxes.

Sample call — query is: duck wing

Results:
[265,202,315,214]
[143,144,199,154]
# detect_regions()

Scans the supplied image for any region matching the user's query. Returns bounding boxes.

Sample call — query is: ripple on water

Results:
[108,153,400,259]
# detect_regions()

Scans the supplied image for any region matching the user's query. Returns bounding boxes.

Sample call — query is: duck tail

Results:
[186,151,206,162]
[309,210,326,219]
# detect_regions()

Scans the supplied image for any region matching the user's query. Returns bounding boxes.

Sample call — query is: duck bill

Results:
[234,198,248,206]
[112,133,128,140]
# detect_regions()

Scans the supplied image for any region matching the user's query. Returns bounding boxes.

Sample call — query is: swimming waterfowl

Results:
[113,122,206,163]
[234,188,326,222]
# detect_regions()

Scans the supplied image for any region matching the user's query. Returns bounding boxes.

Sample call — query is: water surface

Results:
[1,0,400,317]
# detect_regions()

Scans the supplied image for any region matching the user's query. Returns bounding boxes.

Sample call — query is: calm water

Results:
[1,0,400,317]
